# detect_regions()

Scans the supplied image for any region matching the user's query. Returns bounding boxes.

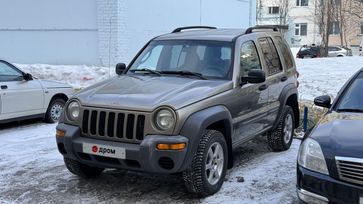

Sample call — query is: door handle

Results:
[281,76,288,82]
[258,84,268,91]
[1,85,7,89]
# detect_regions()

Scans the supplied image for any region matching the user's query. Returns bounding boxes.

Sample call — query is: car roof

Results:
[154,29,247,42]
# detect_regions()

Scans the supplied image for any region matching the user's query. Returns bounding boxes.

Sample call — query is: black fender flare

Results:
[273,84,299,129]
[178,105,233,170]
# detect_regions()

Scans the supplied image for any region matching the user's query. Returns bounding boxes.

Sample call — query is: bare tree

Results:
[315,0,337,57]
[278,0,290,25]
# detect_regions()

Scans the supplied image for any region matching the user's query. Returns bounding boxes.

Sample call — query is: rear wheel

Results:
[267,105,295,152]
[183,130,227,197]
[45,98,65,123]
[64,158,104,178]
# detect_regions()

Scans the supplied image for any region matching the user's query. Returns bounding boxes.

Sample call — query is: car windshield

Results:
[128,40,233,80]
[336,72,363,112]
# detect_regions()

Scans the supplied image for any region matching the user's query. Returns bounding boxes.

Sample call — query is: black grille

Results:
[336,156,363,186]
[81,108,145,143]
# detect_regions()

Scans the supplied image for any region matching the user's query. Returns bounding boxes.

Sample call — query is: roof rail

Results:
[245,25,279,34]
[172,26,217,33]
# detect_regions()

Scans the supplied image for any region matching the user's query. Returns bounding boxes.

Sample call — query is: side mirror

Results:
[23,73,33,81]
[241,69,266,84]
[314,95,331,108]
[115,63,126,75]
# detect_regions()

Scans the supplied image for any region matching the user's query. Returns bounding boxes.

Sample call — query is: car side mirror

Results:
[23,73,33,81]
[115,63,126,75]
[241,69,266,85]
[314,95,331,108]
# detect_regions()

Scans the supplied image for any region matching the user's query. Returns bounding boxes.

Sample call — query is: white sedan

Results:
[0,60,74,123]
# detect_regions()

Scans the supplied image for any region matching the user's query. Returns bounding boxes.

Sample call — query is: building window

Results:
[329,22,340,35]
[360,22,363,35]
[295,23,308,36]
[296,0,309,6]
[268,6,280,14]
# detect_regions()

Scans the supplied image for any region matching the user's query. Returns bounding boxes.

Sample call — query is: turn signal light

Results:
[157,143,186,151]
[56,129,66,137]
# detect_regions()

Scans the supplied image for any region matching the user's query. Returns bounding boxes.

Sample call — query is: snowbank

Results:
[16,64,113,89]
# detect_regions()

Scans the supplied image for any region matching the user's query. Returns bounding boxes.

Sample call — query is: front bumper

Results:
[56,123,189,173]
[297,165,363,204]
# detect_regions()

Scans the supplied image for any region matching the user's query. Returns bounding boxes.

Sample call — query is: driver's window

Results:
[136,45,163,70]
[0,61,23,82]
[240,41,262,77]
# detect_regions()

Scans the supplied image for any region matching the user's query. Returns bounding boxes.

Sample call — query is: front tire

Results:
[45,98,66,123]
[183,130,228,197]
[267,105,295,152]
[64,158,104,178]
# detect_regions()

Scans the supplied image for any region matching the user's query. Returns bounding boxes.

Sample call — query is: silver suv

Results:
[56,26,300,197]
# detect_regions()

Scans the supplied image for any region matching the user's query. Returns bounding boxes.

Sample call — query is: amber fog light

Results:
[56,129,66,137]
[157,143,186,151]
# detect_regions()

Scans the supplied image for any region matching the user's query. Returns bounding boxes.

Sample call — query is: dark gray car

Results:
[56,26,300,197]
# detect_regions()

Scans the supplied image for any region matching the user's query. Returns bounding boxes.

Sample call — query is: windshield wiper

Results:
[129,68,161,76]
[336,108,363,113]
[160,70,206,80]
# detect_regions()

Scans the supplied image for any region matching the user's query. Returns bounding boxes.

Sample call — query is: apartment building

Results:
[257,0,363,48]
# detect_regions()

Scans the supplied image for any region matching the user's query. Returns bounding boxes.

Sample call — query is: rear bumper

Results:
[297,165,363,204]
[56,123,189,174]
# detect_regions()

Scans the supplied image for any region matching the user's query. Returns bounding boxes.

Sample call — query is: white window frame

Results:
[295,23,308,36]
[296,0,309,7]
[268,6,280,14]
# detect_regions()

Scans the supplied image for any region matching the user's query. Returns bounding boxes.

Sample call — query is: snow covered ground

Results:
[1,56,363,203]
[0,121,299,204]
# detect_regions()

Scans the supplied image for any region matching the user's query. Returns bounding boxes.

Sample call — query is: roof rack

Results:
[245,25,280,34]
[172,26,217,33]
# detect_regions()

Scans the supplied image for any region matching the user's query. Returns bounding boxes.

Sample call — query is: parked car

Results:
[297,45,352,58]
[0,60,74,123]
[328,46,352,57]
[296,45,321,58]
[56,25,300,196]
[297,68,363,204]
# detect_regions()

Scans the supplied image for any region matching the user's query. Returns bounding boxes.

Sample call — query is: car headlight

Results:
[67,101,80,121]
[154,108,176,131]
[298,138,329,175]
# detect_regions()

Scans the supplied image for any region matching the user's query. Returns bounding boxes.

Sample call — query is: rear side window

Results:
[240,41,262,77]
[274,36,294,69]
[258,37,282,76]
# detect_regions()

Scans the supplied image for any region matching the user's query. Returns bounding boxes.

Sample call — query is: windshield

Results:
[128,40,233,79]
[336,72,363,112]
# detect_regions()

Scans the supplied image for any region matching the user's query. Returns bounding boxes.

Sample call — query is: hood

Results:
[311,111,363,159]
[38,79,72,89]
[75,75,232,111]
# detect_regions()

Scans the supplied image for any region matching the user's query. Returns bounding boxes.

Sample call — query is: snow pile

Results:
[16,64,114,89]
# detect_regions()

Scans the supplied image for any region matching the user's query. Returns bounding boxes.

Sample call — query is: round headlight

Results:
[67,101,80,121]
[155,108,175,131]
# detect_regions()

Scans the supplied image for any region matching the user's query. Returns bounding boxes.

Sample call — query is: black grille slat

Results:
[107,112,115,137]
[116,113,125,138]
[82,110,90,134]
[126,115,135,139]
[90,111,98,135]
[136,115,145,140]
[81,108,145,143]
[99,111,106,136]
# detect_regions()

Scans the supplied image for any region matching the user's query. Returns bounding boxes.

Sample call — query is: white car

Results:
[0,60,74,123]
[327,46,351,57]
